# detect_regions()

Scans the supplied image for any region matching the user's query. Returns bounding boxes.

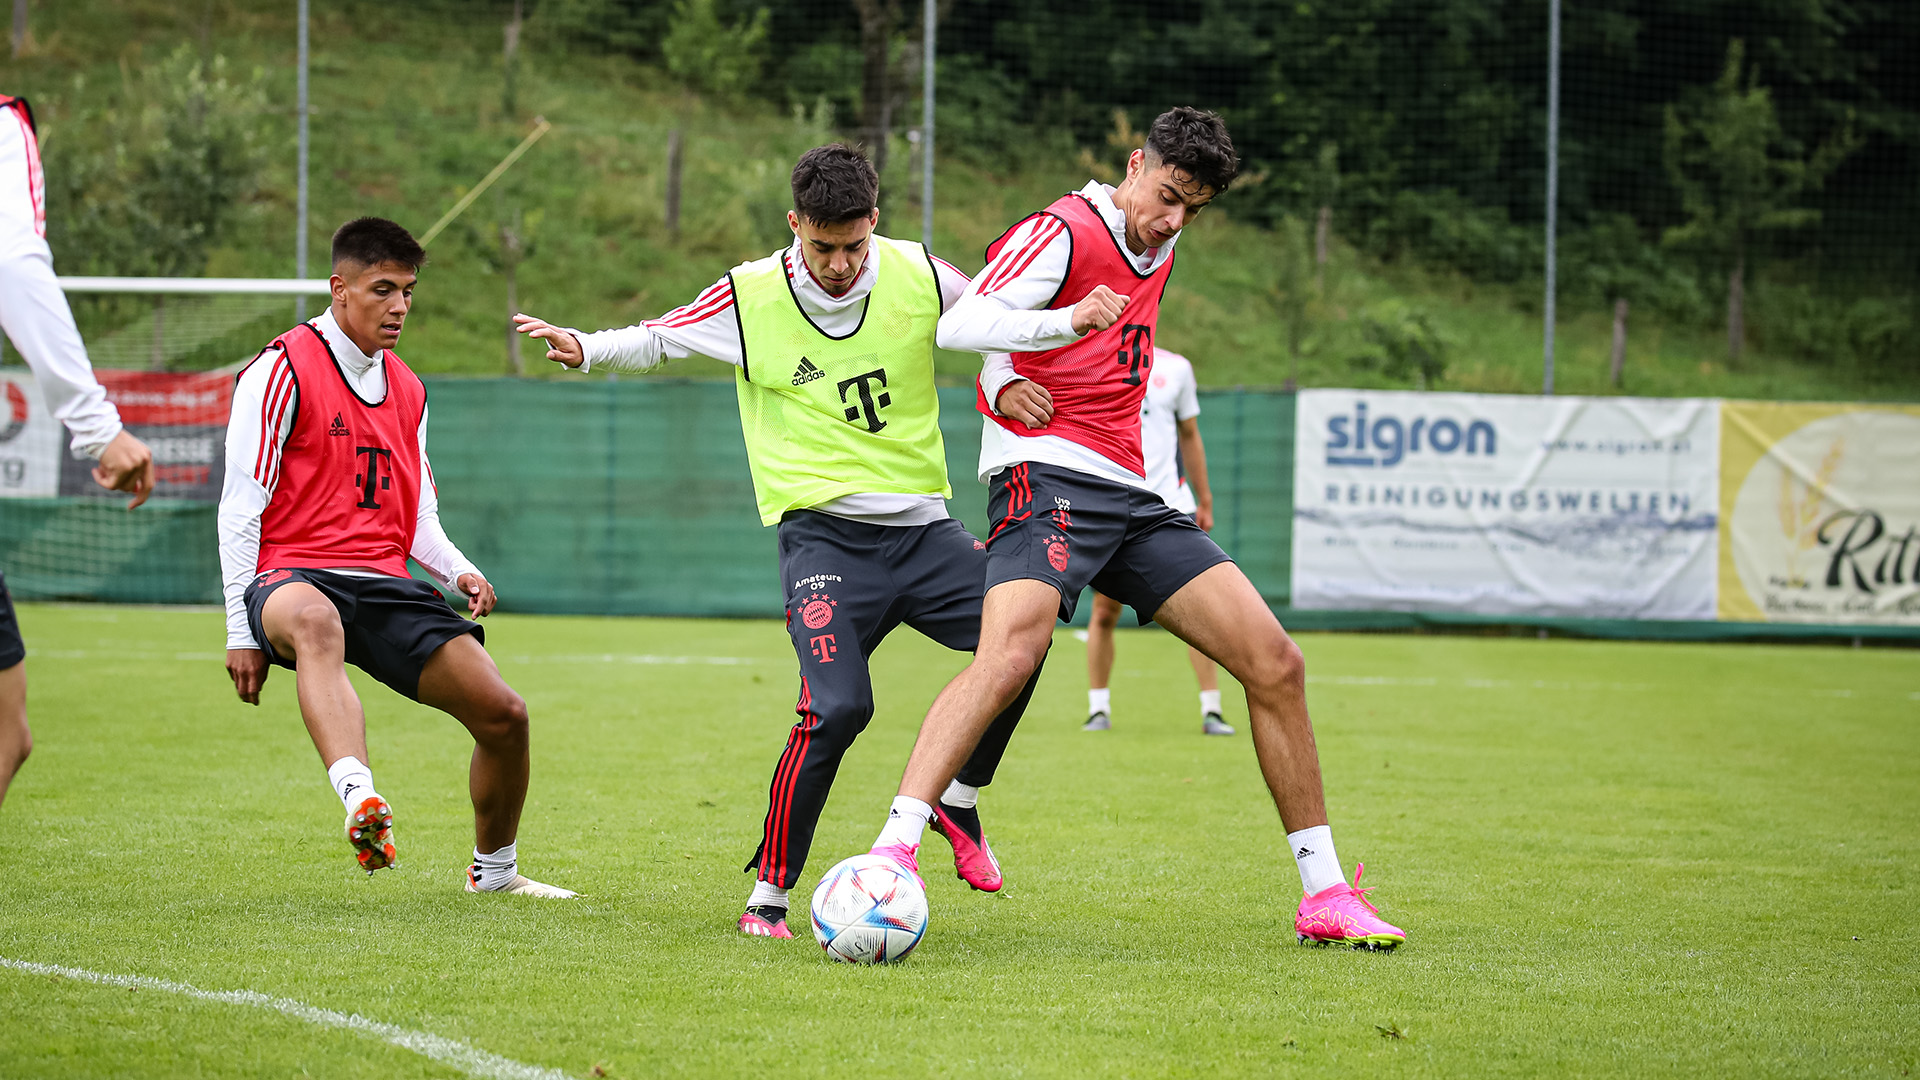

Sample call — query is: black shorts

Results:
[984,461,1232,623]
[0,571,22,670]
[243,568,483,701]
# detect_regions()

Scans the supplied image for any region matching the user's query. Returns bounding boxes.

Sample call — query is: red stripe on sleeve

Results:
[979,219,1063,296]
[10,107,41,237]
[652,281,736,328]
[254,360,295,489]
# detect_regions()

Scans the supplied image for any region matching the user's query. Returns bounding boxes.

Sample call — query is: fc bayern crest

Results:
[800,592,837,630]
[1045,536,1070,572]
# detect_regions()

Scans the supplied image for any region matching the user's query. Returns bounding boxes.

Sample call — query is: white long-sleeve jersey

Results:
[563,234,973,526]
[942,180,1180,487]
[217,308,479,650]
[0,96,123,458]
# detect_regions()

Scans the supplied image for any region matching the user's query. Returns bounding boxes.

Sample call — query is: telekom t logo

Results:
[836,369,892,433]
[355,446,394,509]
[809,634,837,663]
[1115,324,1151,386]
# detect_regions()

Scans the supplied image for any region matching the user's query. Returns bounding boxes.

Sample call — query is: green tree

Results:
[662,0,770,102]
[1661,39,1858,363]
[41,45,269,278]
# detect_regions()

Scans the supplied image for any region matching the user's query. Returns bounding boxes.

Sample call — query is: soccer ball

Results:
[809,853,928,963]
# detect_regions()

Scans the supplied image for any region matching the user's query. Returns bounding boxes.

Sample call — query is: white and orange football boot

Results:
[344,795,396,874]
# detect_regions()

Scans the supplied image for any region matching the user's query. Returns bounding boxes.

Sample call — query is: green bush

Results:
[1365,189,1539,284]
[1749,280,1918,379]
[1353,299,1450,387]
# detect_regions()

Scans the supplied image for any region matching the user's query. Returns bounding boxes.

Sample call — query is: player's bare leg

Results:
[262,584,371,764]
[0,662,29,809]
[417,634,574,898]
[1153,562,1402,947]
[1083,592,1121,730]
[416,634,528,853]
[260,583,393,871]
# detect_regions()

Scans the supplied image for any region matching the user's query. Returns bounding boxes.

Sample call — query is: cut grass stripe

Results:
[0,956,574,1080]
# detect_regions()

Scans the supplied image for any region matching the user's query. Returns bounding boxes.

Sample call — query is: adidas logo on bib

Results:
[791,357,824,385]
[328,413,350,437]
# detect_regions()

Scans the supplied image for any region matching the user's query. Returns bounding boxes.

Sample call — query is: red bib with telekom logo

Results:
[975,192,1174,476]
[252,323,425,577]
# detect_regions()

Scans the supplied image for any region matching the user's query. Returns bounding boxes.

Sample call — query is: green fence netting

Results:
[0,498,221,605]
[417,380,1293,620]
[1,378,1910,643]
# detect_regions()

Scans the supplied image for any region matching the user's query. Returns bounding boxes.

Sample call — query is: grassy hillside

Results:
[2,0,1905,401]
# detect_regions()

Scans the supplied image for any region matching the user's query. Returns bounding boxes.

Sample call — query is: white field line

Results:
[25,648,758,666]
[0,956,574,1080]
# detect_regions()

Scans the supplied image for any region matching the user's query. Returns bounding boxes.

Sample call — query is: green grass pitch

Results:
[0,603,1913,1078]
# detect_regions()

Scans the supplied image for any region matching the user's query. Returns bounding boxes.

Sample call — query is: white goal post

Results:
[28,277,332,373]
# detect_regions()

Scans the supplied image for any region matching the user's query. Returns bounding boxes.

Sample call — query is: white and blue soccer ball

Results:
[810,853,928,963]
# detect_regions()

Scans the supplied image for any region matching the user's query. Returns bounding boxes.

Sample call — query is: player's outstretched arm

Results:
[512,313,583,369]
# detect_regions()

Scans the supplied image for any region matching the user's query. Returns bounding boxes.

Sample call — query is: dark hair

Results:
[331,217,426,271]
[1144,107,1239,194]
[790,144,879,225]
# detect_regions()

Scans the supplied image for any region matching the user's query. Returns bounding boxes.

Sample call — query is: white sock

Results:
[1200,689,1223,716]
[747,880,790,911]
[941,780,979,809]
[471,842,518,891]
[1288,825,1345,896]
[326,756,378,815]
[874,796,933,849]
[1088,687,1111,717]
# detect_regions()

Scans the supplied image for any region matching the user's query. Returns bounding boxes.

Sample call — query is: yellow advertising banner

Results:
[1719,401,1920,623]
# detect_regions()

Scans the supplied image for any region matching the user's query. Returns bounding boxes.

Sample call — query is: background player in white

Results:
[1080,347,1231,736]
[220,218,572,897]
[0,92,155,809]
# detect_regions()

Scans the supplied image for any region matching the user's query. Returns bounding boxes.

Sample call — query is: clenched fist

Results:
[1070,285,1130,335]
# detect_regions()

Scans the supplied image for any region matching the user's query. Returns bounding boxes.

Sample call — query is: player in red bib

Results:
[861,108,1406,949]
[219,218,573,897]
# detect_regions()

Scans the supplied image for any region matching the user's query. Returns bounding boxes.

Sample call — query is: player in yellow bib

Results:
[516,144,1039,939]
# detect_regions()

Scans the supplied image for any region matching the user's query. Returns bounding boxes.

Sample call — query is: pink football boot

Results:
[1294,863,1406,950]
[869,841,926,890]
[738,906,794,938]
[929,802,1003,893]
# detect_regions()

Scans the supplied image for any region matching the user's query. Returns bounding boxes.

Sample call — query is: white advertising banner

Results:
[1718,401,1920,625]
[0,371,61,498]
[1292,389,1720,619]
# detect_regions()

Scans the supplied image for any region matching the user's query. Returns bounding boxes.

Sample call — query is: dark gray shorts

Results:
[243,568,482,701]
[984,461,1232,623]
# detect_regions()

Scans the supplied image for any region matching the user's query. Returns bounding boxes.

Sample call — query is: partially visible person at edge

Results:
[0,92,155,809]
